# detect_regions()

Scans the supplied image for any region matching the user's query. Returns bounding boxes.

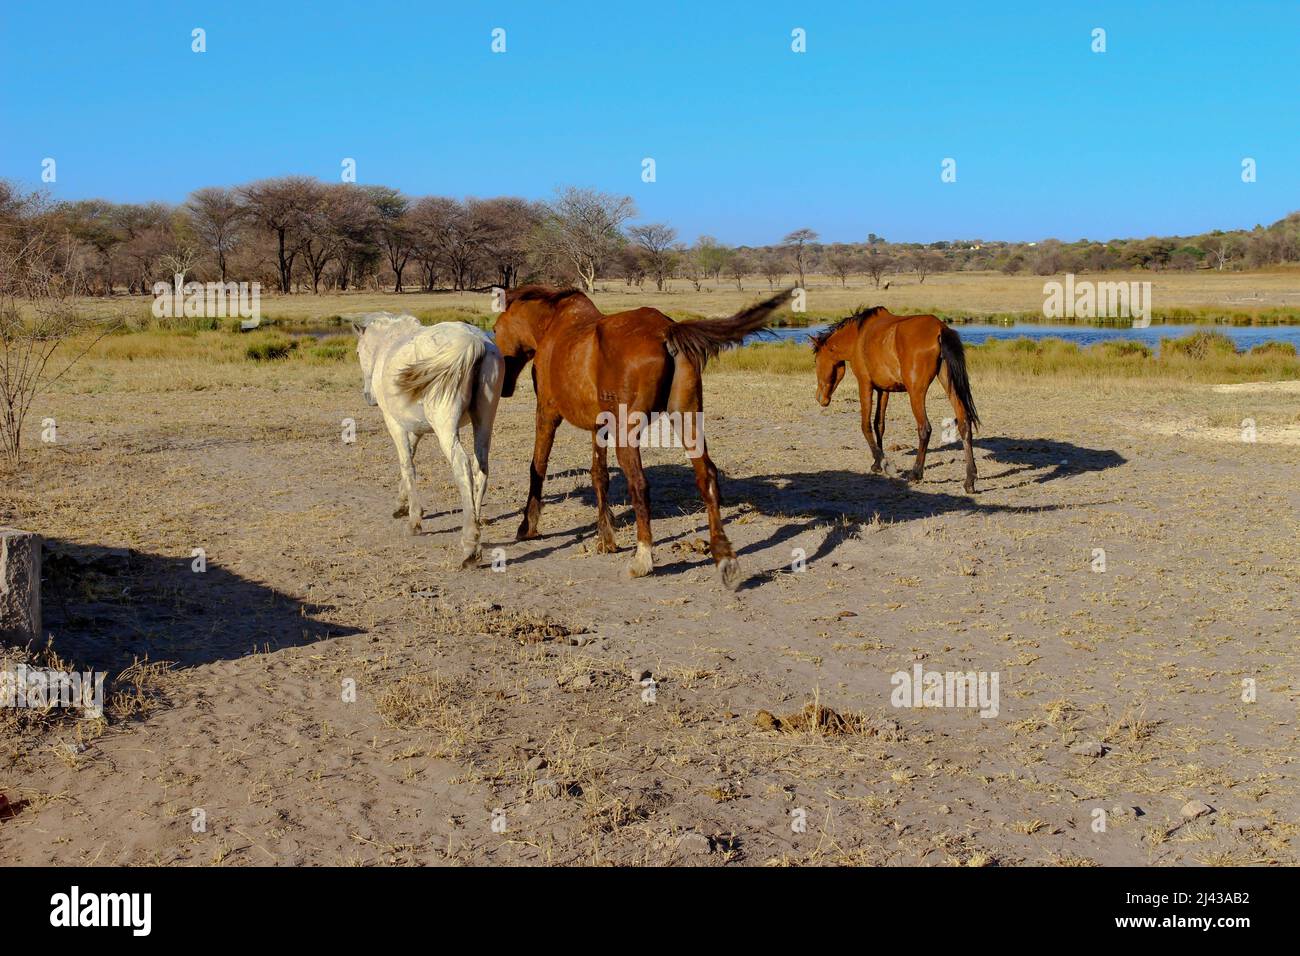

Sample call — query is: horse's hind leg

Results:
[613,442,653,578]
[669,361,740,590]
[938,363,977,493]
[906,384,932,482]
[433,410,481,568]
[591,435,617,553]
[469,355,502,522]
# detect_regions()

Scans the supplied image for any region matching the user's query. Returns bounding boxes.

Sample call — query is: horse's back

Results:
[860,312,944,389]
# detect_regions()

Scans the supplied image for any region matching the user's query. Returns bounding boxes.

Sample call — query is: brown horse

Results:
[812,307,980,493]
[493,286,789,589]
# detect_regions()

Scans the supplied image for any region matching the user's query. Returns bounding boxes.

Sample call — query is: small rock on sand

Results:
[676,831,714,855]
[524,755,547,772]
[1181,800,1215,820]
[1233,818,1267,833]
[532,779,563,800]
[1069,741,1106,758]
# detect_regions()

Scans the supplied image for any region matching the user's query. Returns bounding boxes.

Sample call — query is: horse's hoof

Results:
[408,520,422,535]
[869,463,883,474]
[595,537,618,554]
[718,557,742,591]
[626,543,653,578]
[459,547,481,569]
[964,481,976,494]
[515,522,538,541]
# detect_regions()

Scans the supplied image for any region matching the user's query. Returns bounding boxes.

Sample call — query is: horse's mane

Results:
[504,285,589,308]
[810,306,887,351]
[353,311,422,333]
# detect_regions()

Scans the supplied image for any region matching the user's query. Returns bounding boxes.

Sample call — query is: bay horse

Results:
[812,307,980,493]
[353,313,503,567]
[493,286,789,589]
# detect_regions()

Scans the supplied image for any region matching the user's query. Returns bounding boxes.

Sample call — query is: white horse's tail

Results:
[394,333,487,406]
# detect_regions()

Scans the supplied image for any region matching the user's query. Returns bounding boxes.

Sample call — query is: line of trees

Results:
[3,177,1300,297]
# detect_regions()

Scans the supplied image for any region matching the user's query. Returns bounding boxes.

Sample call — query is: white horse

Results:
[353,313,504,567]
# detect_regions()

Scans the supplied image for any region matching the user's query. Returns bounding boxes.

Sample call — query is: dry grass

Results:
[52,267,1300,327]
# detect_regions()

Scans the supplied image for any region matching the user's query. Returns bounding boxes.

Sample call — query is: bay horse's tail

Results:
[664,289,790,368]
[938,325,980,432]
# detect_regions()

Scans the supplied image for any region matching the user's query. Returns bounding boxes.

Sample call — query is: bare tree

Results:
[365,186,415,292]
[727,251,751,290]
[186,187,246,283]
[469,197,541,289]
[158,244,203,287]
[295,181,347,294]
[910,249,946,284]
[240,177,317,293]
[628,223,678,291]
[759,251,788,289]
[825,245,856,287]
[538,187,636,291]
[324,186,379,291]
[863,249,893,289]
[694,235,731,280]
[676,244,703,291]
[782,228,819,288]
[1203,234,1242,272]
[1,221,116,468]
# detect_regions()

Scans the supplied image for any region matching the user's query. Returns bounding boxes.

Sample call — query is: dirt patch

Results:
[1209,380,1300,394]
[754,701,905,739]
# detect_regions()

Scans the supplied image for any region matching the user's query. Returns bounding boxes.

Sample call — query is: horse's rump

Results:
[394,324,495,406]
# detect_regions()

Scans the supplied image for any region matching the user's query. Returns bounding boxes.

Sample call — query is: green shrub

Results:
[1091,339,1153,359]
[1249,340,1297,357]
[308,334,354,363]
[245,335,297,361]
[1161,330,1237,359]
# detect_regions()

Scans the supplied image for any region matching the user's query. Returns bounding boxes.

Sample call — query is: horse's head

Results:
[812,323,851,407]
[353,320,380,406]
[493,286,587,397]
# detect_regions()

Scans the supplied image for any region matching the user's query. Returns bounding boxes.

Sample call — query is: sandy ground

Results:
[1,365,1297,866]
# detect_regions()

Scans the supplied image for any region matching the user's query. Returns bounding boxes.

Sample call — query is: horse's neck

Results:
[828,325,858,359]
[371,319,421,357]
[537,299,600,342]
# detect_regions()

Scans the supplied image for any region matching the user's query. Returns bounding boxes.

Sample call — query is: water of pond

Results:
[761,323,1300,352]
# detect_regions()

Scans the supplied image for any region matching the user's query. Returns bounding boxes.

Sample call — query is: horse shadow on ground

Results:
[35,539,359,672]
[493,436,1127,587]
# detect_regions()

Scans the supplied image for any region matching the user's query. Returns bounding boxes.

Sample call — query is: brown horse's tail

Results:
[938,325,980,432]
[664,289,791,368]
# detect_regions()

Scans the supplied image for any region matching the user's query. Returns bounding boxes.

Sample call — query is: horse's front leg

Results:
[517,409,561,540]
[874,390,893,476]
[591,433,617,553]
[857,379,883,473]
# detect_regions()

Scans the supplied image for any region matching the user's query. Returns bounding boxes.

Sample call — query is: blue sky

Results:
[2,1,1296,244]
